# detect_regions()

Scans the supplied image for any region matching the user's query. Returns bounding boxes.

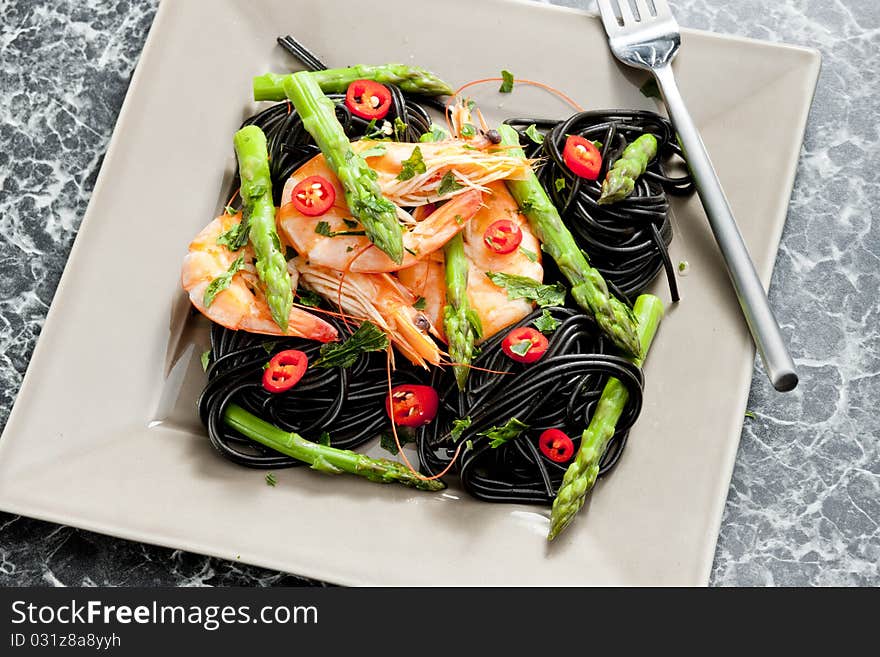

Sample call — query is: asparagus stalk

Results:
[443,234,476,390]
[282,72,404,264]
[254,65,454,101]
[599,134,658,205]
[224,403,445,492]
[497,124,641,357]
[233,125,293,332]
[547,294,664,541]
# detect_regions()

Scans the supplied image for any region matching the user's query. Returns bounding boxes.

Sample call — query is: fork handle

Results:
[653,65,798,392]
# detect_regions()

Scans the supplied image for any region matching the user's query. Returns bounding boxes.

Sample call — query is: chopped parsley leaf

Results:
[312,321,389,368]
[485,272,566,307]
[499,70,514,93]
[437,170,464,196]
[518,246,538,262]
[524,124,544,145]
[450,416,472,442]
[200,349,211,372]
[479,417,528,449]
[203,255,245,307]
[397,146,427,181]
[534,309,560,333]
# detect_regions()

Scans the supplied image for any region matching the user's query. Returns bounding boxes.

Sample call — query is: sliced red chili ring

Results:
[291,175,336,216]
[501,326,549,364]
[539,428,575,462]
[483,219,523,254]
[262,349,308,393]
[345,79,393,120]
[563,135,602,180]
[385,384,439,427]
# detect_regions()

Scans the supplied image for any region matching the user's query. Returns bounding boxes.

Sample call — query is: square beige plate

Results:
[0,0,819,585]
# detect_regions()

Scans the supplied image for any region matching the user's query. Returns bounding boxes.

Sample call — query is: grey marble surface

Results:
[0,0,877,586]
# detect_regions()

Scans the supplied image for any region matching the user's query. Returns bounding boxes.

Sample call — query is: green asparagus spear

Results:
[598,134,658,205]
[253,65,454,102]
[282,72,404,264]
[232,125,292,332]
[496,124,641,358]
[443,234,477,390]
[224,403,445,492]
[548,294,664,540]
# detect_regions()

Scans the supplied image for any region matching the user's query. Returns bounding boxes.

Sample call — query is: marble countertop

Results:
[1,0,877,586]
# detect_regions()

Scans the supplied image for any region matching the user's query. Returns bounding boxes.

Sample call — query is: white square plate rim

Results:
[0,0,820,586]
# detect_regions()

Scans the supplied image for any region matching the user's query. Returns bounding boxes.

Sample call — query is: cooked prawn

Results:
[397,252,447,342]
[349,139,531,206]
[293,258,442,368]
[277,154,483,273]
[181,213,338,341]
[395,182,544,343]
[463,182,543,340]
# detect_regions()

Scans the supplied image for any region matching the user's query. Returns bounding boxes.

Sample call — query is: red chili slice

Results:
[291,175,336,216]
[563,135,602,180]
[539,428,575,463]
[502,327,549,364]
[385,384,439,427]
[345,79,393,120]
[483,219,523,254]
[262,350,308,393]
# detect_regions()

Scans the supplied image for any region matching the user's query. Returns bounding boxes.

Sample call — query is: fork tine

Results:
[648,0,673,19]
[616,0,637,25]
[596,0,622,33]
[633,0,654,21]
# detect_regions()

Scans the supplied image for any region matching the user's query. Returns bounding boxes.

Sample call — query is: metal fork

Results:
[597,0,798,392]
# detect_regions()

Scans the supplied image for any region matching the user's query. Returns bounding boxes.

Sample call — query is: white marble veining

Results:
[0,0,876,586]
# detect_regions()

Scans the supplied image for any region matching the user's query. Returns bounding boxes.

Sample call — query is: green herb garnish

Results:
[518,246,538,262]
[480,417,528,449]
[359,144,387,159]
[265,472,277,487]
[744,410,756,419]
[534,309,560,333]
[485,272,566,307]
[460,123,477,138]
[224,205,237,216]
[297,289,322,307]
[203,255,245,307]
[554,177,566,193]
[499,70,514,93]
[379,428,415,455]
[420,124,449,143]
[397,146,427,181]
[450,416,472,442]
[319,431,332,446]
[216,215,250,251]
[639,78,661,99]
[200,349,211,372]
[509,340,532,358]
[315,221,367,238]
[413,296,427,311]
[393,117,408,141]
[312,321,389,368]
[524,124,544,145]
[437,170,463,196]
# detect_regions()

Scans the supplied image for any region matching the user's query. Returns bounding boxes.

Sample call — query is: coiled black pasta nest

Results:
[505,110,694,303]
[198,316,426,468]
[415,306,644,504]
